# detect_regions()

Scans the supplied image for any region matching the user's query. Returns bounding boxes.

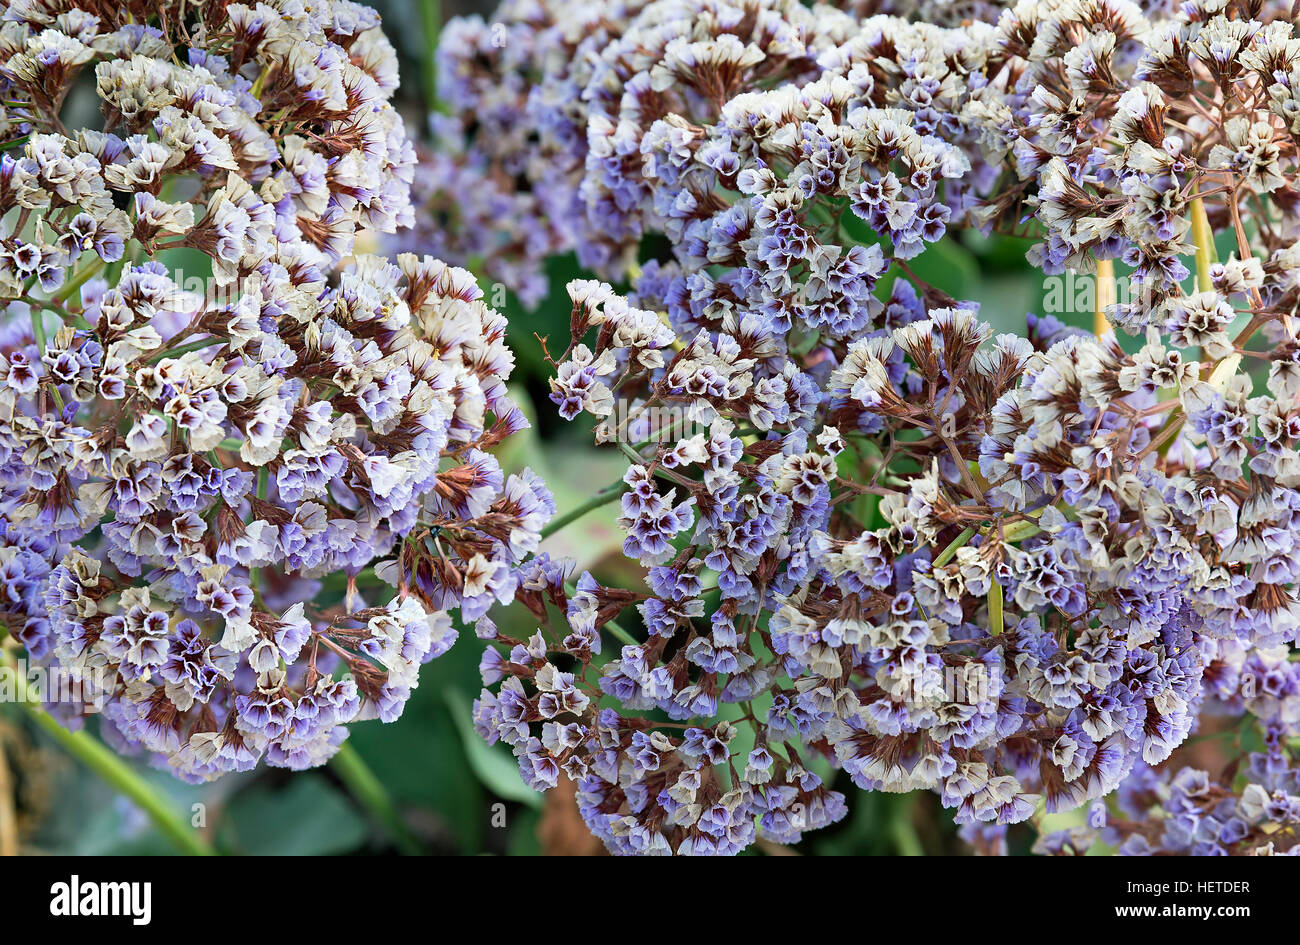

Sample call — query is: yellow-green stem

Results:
[988,578,1004,636]
[250,65,270,99]
[1094,258,1115,337]
[1001,519,1042,543]
[540,480,626,539]
[933,527,976,568]
[1189,195,1215,294]
[56,257,106,305]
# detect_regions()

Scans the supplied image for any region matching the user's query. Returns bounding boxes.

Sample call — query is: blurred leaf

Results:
[156,246,211,281]
[507,807,542,856]
[19,715,235,855]
[488,253,587,381]
[444,687,542,808]
[346,635,486,850]
[905,237,980,301]
[807,782,884,855]
[838,207,887,250]
[960,230,1036,270]
[967,274,1041,336]
[220,775,367,855]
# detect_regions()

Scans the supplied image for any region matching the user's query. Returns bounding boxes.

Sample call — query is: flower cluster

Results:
[1035,640,1300,855]
[10,0,1300,858]
[1,0,416,276]
[0,1,547,780]
[410,0,1008,292]
[435,0,1300,855]
[386,6,575,306]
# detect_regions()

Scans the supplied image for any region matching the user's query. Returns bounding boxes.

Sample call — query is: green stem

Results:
[150,336,223,363]
[2,652,214,855]
[57,257,106,304]
[250,65,270,99]
[329,741,422,855]
[540,481,626,539]
[932,527,975,568]
[888,794,924,856]
[28,303,47,355]
[601,616,638,648]
[617,441,645,466]
[1001,519,1042,543]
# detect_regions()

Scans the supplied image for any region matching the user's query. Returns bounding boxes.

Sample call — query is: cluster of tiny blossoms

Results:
[386,6,573,307]
[425,0,1300,855]
[1034,639,1300,855]
[0,1,549,780]
[407,0,1021,300]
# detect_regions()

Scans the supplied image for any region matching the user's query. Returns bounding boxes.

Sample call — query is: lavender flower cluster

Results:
[1036,639,1300,855]
[429,0,1300,855]
[6,0,1300,858]
[0,1,549,780]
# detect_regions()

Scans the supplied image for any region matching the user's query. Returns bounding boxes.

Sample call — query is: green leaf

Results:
[345,636,487,851]
[905,236,980,300]
[220,775,368,855]
[444,687,542,808]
